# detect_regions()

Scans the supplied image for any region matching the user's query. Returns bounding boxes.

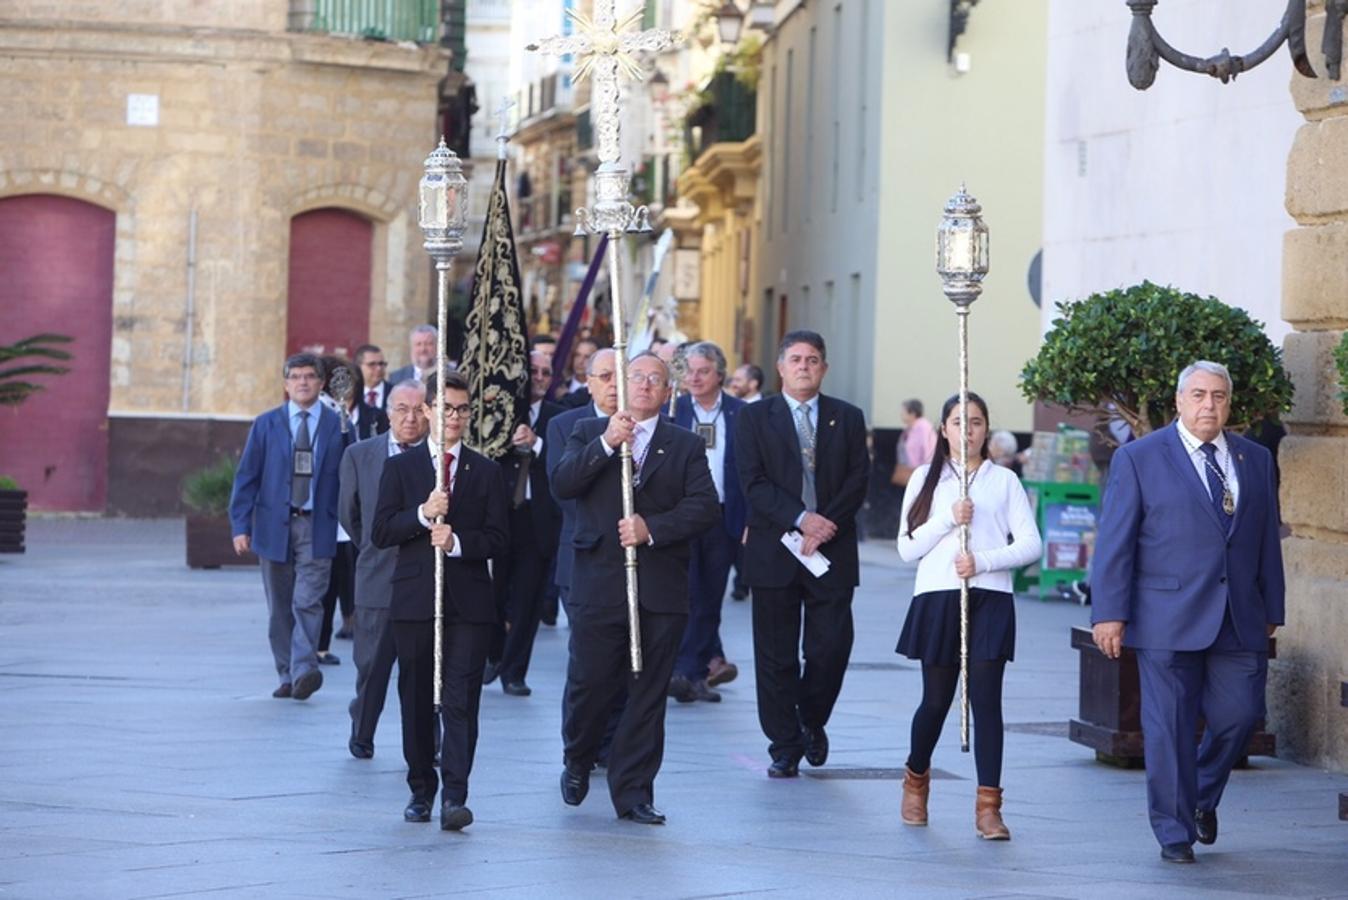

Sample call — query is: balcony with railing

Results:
[288,0,441,43]
[683,70,757,163]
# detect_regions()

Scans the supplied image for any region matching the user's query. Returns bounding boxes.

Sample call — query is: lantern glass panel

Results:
[420,176,448,231]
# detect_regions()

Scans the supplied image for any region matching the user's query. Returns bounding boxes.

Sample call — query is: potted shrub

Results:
[1021,282,1293,764]
[0,475,26,554]
[182,457,256,569]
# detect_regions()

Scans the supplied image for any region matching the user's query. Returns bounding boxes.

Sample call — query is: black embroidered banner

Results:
[459,157,530,461]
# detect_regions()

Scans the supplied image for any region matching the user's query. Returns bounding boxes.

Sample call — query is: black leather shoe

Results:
[767,757,800,779]
[1160,843,1195,863]
[348,739,373,759]
[482,662,499,685]
[560,766,590,806]
[272,682,292,699]
[404,798,432,823]
[440,801,473,831]
[292,668,323,701]
[731,587,749,601]
[317,651,341,665]
[1195,808,1217,845]
[667,675,697,703]
[502,680,532,697]
[619,803,666,825]
[804,726,829,767]
[690,679,722,702]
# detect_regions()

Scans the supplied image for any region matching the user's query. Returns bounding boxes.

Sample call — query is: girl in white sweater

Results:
[894,392,1041,840]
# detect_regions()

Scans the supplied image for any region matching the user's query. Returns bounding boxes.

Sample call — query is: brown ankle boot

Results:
[901,766,930,826]
[975,786,1010,840]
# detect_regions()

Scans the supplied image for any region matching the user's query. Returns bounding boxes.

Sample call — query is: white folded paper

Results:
[780,530,830,578]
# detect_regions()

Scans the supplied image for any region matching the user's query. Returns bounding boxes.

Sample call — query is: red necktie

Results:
[366,389,377,406]
[442,452,455,505]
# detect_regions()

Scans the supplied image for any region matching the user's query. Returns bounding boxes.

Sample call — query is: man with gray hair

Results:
[230,353,348,701]
[1091,360,1284,863]
[668,341,747,702]
[388,325,443,386]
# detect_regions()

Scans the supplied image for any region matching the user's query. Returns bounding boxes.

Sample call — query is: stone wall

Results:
[1268,1,1348,771]
[0,12,450,417]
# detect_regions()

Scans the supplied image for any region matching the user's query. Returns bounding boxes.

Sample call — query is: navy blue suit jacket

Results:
[673,391,747,540]
[1091,423,1285,651]
[546,402,598,592]
[229,403,345,563]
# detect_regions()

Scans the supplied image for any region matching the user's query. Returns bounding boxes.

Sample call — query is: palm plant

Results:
[0,333,72,406]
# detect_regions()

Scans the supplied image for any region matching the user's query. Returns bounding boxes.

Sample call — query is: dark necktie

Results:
[290,410,311,508]
[442,451,455,508]
[1199,443,1233,532]
[397,442,411,453]
[366,389,377,407]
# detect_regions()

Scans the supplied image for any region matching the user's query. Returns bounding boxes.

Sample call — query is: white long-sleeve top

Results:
[896,459,1042,595]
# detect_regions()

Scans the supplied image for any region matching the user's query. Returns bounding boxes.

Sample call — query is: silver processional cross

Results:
[528,1,682,674]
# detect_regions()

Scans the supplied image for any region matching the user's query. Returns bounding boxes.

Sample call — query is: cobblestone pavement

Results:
[1,518,1344,899]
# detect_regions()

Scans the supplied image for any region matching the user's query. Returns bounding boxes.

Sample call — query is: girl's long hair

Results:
[904,392,991,538]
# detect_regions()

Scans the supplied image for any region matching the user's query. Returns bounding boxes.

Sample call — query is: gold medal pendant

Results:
[1222,489,1235,516]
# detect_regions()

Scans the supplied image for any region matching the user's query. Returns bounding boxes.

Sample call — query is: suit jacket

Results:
[350,401,389,441]
[338,432,401,609]
[674,391,748,540]
[734,393,869,590]
[387,364,418,387]
[500,399,564,553]
[229,402,346,563]
[369,443,510,623]
[1090,423,1285,651]
[552,417,720,614]
[560,385,591,409]
[547,402,598,591]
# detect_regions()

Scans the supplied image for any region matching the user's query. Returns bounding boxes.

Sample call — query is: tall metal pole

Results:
[433,258,450,710]
[528,1,681,674]
[936,184,989,756]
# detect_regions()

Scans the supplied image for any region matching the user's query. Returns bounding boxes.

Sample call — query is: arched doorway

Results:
[0,194,115,512]
[286,208,373,359]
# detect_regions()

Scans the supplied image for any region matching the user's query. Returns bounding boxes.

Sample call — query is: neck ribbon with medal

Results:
[1180,431,1236,516]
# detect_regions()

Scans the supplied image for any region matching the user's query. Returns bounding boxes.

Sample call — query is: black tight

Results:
[906,659,1007,788]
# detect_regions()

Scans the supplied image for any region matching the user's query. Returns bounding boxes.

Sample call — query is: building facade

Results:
[0,0,458,513]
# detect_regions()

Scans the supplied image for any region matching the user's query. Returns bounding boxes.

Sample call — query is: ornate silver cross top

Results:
[526,1,680,167]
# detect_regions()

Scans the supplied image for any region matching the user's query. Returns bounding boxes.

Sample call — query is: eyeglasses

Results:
[389,404,422,418]
[589,371,616,383]
[443,404,472,418]
[286,372,320,382]
[362,361,388,368]
[627,372,667,387]
[531,367,553,377]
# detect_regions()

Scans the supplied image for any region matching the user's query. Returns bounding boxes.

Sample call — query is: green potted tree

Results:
[182,457,255,569]
[1021,282,1294,764]
[0,475,26,554]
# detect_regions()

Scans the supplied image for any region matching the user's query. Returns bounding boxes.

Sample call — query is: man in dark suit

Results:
[553,352,720,825]
[338,380,428,758]
[230,352,347,701]
[546,348,620,616]
[1091,360,1284,864]
[669,341,746,702]
[487,348,564,696]
[387,325,440,386]
[355,343,391,411]
[735,330,869,778]
[371,371,509,832]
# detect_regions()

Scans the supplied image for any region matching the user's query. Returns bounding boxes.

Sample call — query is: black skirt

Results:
[896,587,1016,666]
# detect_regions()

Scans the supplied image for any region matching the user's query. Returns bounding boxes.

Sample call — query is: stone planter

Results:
[186,514,257,569]
[1068,625,1276,767]
[0,489,26,553]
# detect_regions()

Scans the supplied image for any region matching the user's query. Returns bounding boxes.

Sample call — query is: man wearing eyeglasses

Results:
[552,352,720,826]
[371,371,509,832]
[230,353,348,702]
[354,344,390,410]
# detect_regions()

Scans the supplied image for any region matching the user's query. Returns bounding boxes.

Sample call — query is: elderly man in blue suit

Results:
[230,352,347,702]
[1091,360,1285,864]
[668,341,746,703]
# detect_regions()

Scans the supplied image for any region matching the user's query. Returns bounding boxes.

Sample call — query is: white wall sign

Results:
[126,94,159,127]
[673,249,700,300]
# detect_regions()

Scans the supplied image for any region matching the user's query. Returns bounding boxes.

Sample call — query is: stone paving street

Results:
[1,518,1345,899]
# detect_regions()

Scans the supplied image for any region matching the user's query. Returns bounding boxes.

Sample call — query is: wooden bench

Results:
[1068,625,1277,767]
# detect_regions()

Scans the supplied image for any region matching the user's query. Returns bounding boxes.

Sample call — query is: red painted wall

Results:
[0,194,115,512]
[286,208,373,359]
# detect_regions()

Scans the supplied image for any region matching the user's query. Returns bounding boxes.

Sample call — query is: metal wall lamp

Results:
[1125,0,1342,90]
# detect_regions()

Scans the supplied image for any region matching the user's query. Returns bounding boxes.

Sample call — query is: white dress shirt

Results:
[896,459,1042,595]
[691,394,727,503]
[1175,420,1240,507]
[415,438,464,556]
